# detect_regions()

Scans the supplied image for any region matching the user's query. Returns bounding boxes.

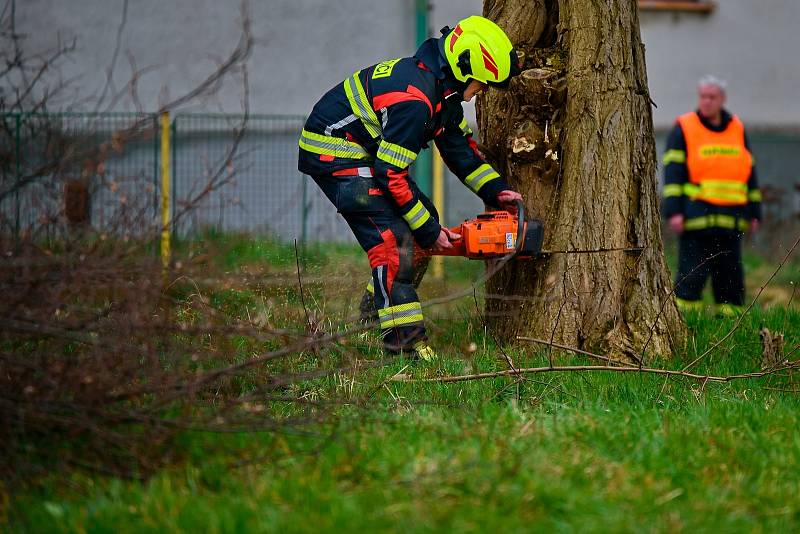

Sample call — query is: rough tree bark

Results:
[477,0,685,361]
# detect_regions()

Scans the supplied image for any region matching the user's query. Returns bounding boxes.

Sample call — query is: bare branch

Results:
[393,361,800,385]
[95,0,129,110]
[516,336,619,365]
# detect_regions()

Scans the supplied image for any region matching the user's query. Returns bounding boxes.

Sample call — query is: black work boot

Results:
[358,291,379,325]
[384,341,437,362]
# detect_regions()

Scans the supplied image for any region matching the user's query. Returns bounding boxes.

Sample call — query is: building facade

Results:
[6,0,799,240]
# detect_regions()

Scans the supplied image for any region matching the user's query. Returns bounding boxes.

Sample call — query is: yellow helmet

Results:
[442,16,521,88]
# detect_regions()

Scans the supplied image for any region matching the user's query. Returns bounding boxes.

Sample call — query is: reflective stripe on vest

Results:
[344,70,382,139]
[718,303,744,317]
[665,182,756,205]
[687,180,748,204]
[663,184,683,198]
[675,297,704,312]
[677,112,752,206]
[458,117,473,136]
[662,149,686,165]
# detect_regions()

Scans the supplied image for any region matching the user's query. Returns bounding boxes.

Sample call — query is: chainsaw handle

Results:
[513,199,525,254]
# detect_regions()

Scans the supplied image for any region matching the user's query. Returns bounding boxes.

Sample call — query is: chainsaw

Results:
[416,200,543,260]
[416,199,643,260]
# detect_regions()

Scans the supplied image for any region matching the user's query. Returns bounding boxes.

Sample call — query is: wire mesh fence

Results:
[0,112,159,244]
[170,114,352,243]
[2,112,799,249]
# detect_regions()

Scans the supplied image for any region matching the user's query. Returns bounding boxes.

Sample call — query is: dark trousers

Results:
[674,229,745,305]
[311,171,435,351]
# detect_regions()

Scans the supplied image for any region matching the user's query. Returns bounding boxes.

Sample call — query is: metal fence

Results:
[2,112,798,247]
[170,114,369,243]
[167,114,486,242]
[1,113,160,243]
[0,112,485,245]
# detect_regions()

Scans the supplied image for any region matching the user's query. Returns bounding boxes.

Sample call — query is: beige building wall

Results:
[12,1,799,128]
[640,1,800,129]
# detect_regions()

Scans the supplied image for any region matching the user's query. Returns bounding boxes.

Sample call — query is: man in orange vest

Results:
[662,76,762,315]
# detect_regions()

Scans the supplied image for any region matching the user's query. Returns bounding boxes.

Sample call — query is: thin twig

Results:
[393,361,800,384]
[516,336,619,365]
[473,286,518,374]
[548,271,570,368]
[781,342,800,361]
[294,239,312,333]
[763,386,800,394]
[639,250,727,365]
[96,0,128,109]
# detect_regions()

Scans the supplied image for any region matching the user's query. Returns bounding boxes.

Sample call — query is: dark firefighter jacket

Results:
[298,37,511,248]
[661,109,762,232]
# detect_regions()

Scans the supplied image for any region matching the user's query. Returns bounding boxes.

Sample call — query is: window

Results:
[638,1,716,13]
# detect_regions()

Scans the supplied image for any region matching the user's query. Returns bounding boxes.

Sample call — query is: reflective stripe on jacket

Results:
[298,38,510,248]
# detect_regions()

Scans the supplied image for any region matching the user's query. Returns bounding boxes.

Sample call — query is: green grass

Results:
[7,237,800,532]
[175,230,372,272]
[12,396,800,532]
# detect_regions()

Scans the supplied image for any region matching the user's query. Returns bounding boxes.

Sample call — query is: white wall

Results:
[13,0,800,129]
[15,0,416,115]
[640,0,800,129]
[429,0,483,125]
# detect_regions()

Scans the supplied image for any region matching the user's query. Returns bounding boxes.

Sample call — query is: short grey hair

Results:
[698,74,728,93]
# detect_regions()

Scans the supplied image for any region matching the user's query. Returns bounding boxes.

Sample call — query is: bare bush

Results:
[0,1,352,483]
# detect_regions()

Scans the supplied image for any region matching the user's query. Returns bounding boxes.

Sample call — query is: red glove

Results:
[497,190,523,215]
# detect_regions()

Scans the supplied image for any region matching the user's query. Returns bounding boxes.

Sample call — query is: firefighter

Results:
[298,16,523,360]
[662,75,762,316]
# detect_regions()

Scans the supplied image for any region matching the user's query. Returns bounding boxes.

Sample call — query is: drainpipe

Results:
[414,0,432,197]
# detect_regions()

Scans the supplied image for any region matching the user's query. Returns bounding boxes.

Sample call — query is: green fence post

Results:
[171,116,177,240]
[413,0,432,196]
[14,113,21,250]
[152,114,159,220]
[152,114,160,256]
[300,173,311,268]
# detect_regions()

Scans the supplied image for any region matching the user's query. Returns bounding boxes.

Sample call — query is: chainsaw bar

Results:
[539,246,645,255]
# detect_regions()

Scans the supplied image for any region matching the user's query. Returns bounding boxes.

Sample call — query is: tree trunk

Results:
[478,0,685,361]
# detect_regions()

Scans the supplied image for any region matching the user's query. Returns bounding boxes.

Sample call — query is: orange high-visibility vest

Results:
[677,112,752,206]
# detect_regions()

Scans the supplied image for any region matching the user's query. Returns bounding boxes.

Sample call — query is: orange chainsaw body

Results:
[416,207,543,260]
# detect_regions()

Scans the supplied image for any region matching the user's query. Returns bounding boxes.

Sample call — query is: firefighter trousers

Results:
[674,229,745,306]
[310,171,436,352]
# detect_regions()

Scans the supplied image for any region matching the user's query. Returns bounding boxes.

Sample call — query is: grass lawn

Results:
[7,235,800,533]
